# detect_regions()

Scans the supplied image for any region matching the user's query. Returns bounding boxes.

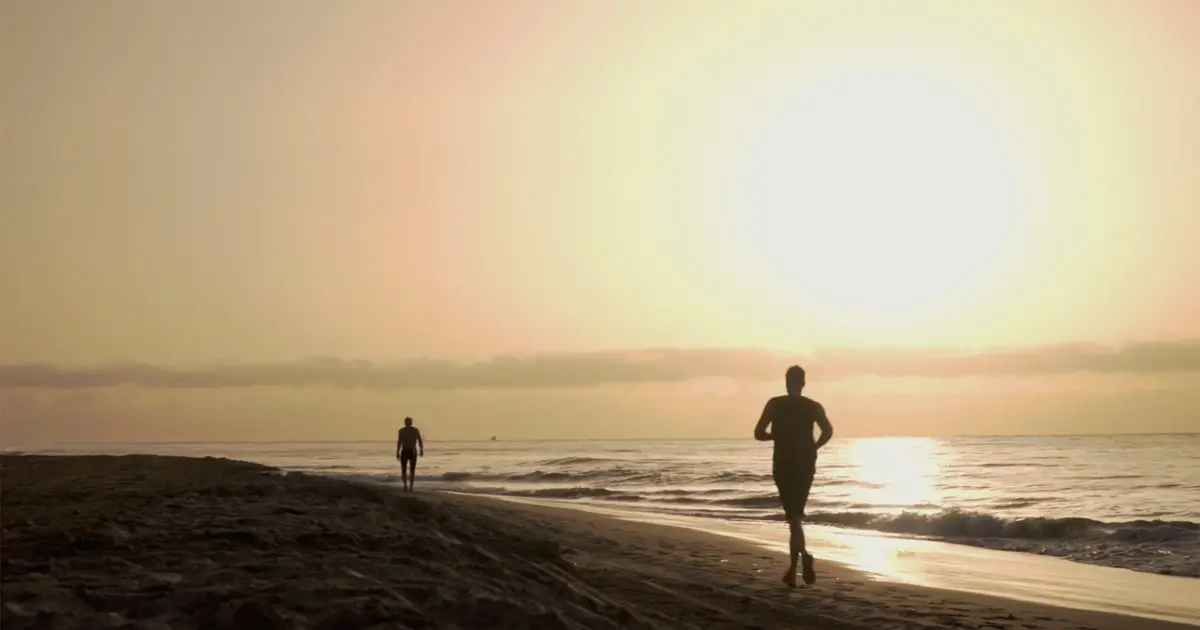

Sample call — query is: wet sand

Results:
[1,455,1192,629]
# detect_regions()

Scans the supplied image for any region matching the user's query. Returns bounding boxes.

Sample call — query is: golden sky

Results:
[2,1,1198,441]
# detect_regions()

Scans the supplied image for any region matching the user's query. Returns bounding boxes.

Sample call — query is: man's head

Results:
[404,417,413,427]
[785,365,806,395]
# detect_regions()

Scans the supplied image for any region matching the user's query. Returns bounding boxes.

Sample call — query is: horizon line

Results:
[4,431,1197,448]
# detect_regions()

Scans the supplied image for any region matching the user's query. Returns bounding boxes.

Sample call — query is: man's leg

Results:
[406,456,416,491]
[400,453,410,492]
[776,476,800,587]
[793,517,817,585]
[789,514,806,567]
[779,465,816,587]
[796,466,816,585]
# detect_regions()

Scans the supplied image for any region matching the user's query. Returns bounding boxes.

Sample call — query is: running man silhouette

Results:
[396,417,424,492]
[754,365,834,587]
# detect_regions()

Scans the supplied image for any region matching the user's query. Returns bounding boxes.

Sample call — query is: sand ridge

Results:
[1,455,1191,629]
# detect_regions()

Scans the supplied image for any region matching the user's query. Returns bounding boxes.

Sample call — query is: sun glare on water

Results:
[721,54,1034,340]
[844,437,941,511]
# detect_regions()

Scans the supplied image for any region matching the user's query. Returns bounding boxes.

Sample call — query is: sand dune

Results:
[1,455,1191,629]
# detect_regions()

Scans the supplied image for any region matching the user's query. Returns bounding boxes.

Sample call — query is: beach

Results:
[2,455,1193,630]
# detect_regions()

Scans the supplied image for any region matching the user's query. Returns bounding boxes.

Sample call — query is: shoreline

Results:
[466,493,1199,625]
[429,483,1199,578]
[445,493,1200,628]
[2,454,1195,629]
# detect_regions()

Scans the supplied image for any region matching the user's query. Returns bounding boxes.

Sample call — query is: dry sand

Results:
[1,454,1190,630]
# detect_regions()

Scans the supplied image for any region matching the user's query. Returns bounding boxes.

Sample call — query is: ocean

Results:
[11,434,1198,579]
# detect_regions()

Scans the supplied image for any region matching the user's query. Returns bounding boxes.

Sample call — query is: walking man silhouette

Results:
[396,417,424,492]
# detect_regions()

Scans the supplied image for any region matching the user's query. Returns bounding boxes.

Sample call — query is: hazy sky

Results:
[2,1,1198,442]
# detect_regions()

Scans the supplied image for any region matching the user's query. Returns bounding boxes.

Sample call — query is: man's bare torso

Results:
[398,426,421,450]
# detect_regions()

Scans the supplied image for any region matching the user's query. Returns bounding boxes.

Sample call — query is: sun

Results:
[720,56,1032,340]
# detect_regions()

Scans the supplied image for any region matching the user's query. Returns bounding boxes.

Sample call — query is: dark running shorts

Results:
[400,449,417,466]
[773,458,815,521]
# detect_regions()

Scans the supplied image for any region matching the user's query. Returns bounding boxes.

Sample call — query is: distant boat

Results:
[490,436,497,441]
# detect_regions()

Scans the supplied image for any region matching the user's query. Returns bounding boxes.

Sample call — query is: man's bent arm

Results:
[814,409,834,450]
[753,402,774,441]
[396,431,403,458]
[417,429,424,455]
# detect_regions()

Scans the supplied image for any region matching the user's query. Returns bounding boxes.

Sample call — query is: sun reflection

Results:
[833,530,909,579]
[843,438,942,511]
